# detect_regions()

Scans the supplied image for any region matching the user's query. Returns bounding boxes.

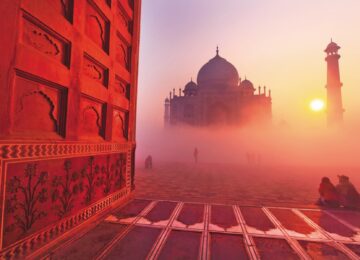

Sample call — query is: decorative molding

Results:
[1,187,129,259]
[85,0,109,52]
[16,90,58,130]
[83,54,109,87]
[115,75,130,99]
[112,109,129,141]
[116,35,130,70]
[116,2,132,33]
[22,12,70,66]
[0,142,134,160]
[0,148,134,257]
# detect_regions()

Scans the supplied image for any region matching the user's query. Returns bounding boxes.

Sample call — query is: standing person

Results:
[336,175,360,209]
[316,177,340,207]
[148,155,153,169]
[144,156,149,169]
[145,155,153,170]
[194,148,198,163]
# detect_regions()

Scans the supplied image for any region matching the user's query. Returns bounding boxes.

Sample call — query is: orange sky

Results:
[137,0,360,130]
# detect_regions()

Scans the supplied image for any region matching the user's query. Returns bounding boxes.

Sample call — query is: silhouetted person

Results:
[145,155,153,169]
[336,175,360,209]
[316,177,339,207]
[194,148,198,163]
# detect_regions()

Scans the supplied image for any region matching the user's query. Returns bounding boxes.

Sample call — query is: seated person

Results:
[316,177,340,207]
[336,175,360,209]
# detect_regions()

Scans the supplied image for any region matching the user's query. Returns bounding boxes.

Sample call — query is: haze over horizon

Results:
[136,0,360,166]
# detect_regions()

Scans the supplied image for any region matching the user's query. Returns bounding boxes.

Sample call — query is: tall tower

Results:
[164,97,170,127]
[324,40,344,126]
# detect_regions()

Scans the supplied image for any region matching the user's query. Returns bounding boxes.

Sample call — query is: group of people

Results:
[317,175,360,209]
[144,148,199,170]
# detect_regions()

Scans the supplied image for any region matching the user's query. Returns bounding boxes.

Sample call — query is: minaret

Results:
[324,39,344,126]
[164,97,170,127]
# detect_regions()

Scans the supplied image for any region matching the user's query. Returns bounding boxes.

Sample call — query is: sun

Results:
[310,99,325,112]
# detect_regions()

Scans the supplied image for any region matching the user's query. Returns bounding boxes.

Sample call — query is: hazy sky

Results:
[137,0,360,130]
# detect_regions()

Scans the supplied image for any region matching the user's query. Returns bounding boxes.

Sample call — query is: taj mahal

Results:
[164,47,272,127]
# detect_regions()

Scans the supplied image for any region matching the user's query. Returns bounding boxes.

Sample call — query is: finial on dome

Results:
[216,46,219,56]
[331,38,333,43]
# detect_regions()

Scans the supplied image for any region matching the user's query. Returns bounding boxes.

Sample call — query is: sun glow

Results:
[310,99,325,112]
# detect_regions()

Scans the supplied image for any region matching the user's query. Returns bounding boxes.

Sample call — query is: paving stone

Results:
[210,233,249,260]
[270,208,316,238]
[158,230,202,260]
[240,207,277,234]
[210,205,240,231]
[253,237,300,259]
[51,222,127,260]
[345,243,360,256]
[299,240,349,259]
[113,199,151,219]
[141,201,177,224]
[328,210,360,228]
[173,203,204,228]
[301,210,357,240]
[105,226,162,260]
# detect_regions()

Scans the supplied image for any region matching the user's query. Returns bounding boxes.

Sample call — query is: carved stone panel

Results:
[128,0,134,9]
[104,0,111,7]
[80,96,105,138]
[112,109,128,141]
[44,0,74,21]
[116,34,130,70]
[12,72,66,137]
[114,75,130,99]
[85,0,110,52]
[22,13,70,66]
[83,54,109,87]
[3,153,127,247]
[117,1,133,34]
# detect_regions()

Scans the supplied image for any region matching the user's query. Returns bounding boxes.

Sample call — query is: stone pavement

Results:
[33,163,360,259]
[133,162,360,208]
[38,198,360,259]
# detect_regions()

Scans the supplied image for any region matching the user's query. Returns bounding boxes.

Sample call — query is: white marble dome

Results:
[197,49,239,88]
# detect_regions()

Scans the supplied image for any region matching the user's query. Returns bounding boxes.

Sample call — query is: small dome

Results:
[197,49,239,88]
[240,79,255,90]
[183,79,198,96]
[325,40,340,53]
[184,80,197,91]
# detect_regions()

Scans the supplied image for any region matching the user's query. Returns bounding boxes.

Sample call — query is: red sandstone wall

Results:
[0,0,141,256]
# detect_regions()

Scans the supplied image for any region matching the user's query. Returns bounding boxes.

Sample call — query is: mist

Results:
[136,122,360,168]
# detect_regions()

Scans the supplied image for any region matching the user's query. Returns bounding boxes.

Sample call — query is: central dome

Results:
[197,49,239,88]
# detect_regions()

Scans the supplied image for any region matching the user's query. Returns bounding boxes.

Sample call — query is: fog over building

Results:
[164,47,272,127]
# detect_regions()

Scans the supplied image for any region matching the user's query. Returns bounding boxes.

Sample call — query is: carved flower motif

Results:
[39,171,48,184]
[8,177,21,193]
[52,176,62,187]
[95,165,100,174]
[24,164,37,178]
[72,184,79,195]
[38,188,48,203]
[64,160,71,171]
[52,189,59,202]
[71,171,79,181]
